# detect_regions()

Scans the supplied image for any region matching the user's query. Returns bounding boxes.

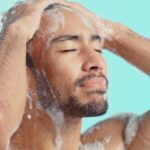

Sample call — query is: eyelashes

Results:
[60,49,77,53]
[95,49,103,53]
[60,49,103,53]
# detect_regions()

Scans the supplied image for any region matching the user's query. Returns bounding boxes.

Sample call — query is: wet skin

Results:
[10,7,108,150]
[1,2,150,150]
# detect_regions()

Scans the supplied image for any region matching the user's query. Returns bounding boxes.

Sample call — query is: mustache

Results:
[74,72,109,88]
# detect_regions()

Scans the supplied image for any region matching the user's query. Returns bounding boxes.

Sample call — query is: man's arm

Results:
[0,27,27,149]
[0,0,66,149]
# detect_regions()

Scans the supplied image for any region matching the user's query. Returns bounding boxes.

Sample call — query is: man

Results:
[0,0,150,150]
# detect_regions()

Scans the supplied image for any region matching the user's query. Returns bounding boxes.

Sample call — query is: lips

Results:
[80,77,107,89]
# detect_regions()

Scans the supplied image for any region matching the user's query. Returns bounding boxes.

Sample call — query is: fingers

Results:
[24,0,68,18]
[68,2,101,31]
[67,1,99,25]
[68,2,94,17]
[32,0,68,8]
[26,0,67,4]
[67,2,110,40]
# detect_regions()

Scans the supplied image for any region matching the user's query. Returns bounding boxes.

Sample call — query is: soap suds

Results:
[35,69,65,150]
[102,135,111,145]
[45,9,65,34]
[111,113,137,122]
[75,11,93,29]
[79,141,105,150]
[43,4,105,50]
[45,95,64,150]
[25,0,35,2]
[40,9,65,50]
[55,127,63,150]
[0,13,6,41]
[124,115,139,147]
[0,13,3,33]
[97,20,114,41]
[47,105,64,150]
[111,113,139,148]
[26,92,33,110]
[84,125,101,135]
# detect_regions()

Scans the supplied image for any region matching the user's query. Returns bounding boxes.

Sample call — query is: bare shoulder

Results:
[80,113,140,150]
[128,110,150,150]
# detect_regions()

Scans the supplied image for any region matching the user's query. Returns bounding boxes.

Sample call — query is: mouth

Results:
[80,77,107,91]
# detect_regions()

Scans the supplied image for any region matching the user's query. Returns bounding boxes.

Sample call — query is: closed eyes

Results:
[60,49,77,53]
[60,49,103,53]
[95,49,103,53]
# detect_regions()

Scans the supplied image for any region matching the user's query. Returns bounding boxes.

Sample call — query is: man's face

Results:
[32,6,108,117]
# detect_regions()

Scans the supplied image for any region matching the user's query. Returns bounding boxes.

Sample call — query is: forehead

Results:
[40,7,99,38]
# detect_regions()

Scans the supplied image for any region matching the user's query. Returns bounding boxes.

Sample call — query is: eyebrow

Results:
[51,34,102,43]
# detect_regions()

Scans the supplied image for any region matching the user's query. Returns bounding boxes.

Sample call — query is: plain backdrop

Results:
[0,0,150,133]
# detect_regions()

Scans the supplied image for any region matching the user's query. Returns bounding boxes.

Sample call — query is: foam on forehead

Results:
[43,3,93,34]
[42,8,65,35]
[45,3,92,25]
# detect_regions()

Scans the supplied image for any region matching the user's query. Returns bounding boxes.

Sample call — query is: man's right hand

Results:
[4,0,67,41]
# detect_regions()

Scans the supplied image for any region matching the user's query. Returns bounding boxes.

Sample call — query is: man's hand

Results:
[66,2,140,52]
[4,0,67,41]
[66,2,126,50]
[68,2,150,75]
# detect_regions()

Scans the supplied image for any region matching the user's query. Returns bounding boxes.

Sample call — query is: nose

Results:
[82,50,105,73]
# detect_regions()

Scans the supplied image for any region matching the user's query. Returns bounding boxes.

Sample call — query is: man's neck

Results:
[18,67,82,150]
[42,117,82,150]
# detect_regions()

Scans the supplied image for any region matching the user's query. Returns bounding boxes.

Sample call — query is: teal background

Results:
[0,0,150,133]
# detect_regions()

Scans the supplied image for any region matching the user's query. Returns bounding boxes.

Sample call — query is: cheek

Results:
[42,52,80,89]
[52,63,78,87]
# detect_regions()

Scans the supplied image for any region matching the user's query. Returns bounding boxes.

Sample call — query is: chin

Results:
[80,99,108,117]
[60,95,108,118]
[80,90,107,107]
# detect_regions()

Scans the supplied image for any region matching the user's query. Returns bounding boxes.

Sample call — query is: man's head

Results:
[28,3,108,118]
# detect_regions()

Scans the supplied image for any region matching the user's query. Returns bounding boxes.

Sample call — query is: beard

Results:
[60,94,108,118]
[38,79,108,118]
[60,72,109,117]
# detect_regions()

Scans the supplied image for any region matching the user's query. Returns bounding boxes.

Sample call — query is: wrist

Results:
[1,25,28,48]
[103,22,129,53]
[6,24,28,40]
